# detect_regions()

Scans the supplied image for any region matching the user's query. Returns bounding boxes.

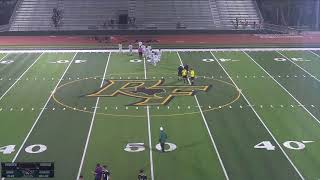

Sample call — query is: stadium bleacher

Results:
[9,0,262,31]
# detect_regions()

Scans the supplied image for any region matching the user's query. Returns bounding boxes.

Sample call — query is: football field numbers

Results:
[274,57,311,62]
[49,60,87,64]
[202,58,239,62]
[124,142,177,152]
[129,59,142,63]
[0,144,47,155]
[254,140,314,151]
[0,60,14,64]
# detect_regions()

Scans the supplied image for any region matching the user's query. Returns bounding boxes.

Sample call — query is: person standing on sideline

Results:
[128,44,133,55]
[138,46,143,59]
[189,68,196,85]
[159,127,167,152]
[137,169,147,180]
[118,43,123,53]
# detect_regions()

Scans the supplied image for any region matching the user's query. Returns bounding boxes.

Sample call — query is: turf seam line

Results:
[177,51,230,180]
[277,51,320,83]
[0,52,44,103]
[144,56,155,180]
[76,52,111,180]
[2,52,77,180]
[241,51,307,179]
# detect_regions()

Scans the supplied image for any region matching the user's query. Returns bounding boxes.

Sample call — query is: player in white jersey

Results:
[118,43,123,53]
[138,41,142,47]
[128,44,133,55]
[141,45,146,57]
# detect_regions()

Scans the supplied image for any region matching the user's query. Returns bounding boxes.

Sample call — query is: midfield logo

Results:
[87,79,210,106]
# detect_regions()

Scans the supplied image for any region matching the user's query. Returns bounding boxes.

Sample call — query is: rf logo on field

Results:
[87,79,210,106]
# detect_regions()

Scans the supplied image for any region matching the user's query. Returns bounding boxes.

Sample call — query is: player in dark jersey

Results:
[184,64,189,72]
[138,169,147,180]
[177,65,183,80]
[102,165,110,180]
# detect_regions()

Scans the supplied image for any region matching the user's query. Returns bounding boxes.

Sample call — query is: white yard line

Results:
[176,52,230,180]
[0,53,44,102]
[2,48,320,54]
[308,50,320,58]
[277,51,320,83]
[246,51,320,125]
[1,52,77,180]
[76,52,111,180]
[0,53,9,62]
[238,51,305,179]
[143,57,155,180]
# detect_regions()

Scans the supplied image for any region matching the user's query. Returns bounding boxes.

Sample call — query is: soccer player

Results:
[159,127,167,152]
[138,41,143,47]
[177,65,183,80]
[190,68,195,85]
[138,169,147,180]
[118,43,123,53]
[128,44,133,55]
[93,163,103,180]
[184,64,189,72]
[138,46,143,59]
[102,165,110,180]
[182,67,188,84]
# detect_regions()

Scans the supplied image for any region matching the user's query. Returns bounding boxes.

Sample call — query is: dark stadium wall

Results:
[257,0,320,30]
[0,0,18,25]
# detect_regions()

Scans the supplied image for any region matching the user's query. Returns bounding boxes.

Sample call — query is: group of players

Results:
[178,64,196,85]
[118,42,162,66]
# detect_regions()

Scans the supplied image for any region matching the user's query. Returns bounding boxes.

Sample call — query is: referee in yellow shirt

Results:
[190,68,195,85]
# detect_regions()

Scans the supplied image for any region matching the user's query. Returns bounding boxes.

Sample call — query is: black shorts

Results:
[178,72,182,76]
[182,75,187,79]
[139,52,143,56]
[190,77,195,80]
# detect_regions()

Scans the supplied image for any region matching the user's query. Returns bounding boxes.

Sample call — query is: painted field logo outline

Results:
[86,79,210,106]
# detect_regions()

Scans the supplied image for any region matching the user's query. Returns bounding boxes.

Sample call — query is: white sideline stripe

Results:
[76,52,111,180]
[246,51,320,126]
[0,53,44,102]
[176,52,230,180]
[1,52,77,180]
[240,51,305,179]
[277,51,320,83]
[143,57,155,180]
[1,48,320,54]
[309,50,320,58]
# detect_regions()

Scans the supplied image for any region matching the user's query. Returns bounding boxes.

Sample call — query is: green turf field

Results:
[0,48,320,180]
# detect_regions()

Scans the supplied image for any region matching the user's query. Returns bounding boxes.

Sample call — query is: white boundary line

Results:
[238,51,306,179]
[1,52,78,180]
[176,52,230,180]
[0,53,44,102]
[1,47,320,54]
[246,51,320,124]
[143,57,155,180]
[277,50,320,83]
[76,52,111,180]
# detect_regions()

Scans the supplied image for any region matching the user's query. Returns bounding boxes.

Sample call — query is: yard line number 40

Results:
[254,140,314,151]
[0,144,47,154]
